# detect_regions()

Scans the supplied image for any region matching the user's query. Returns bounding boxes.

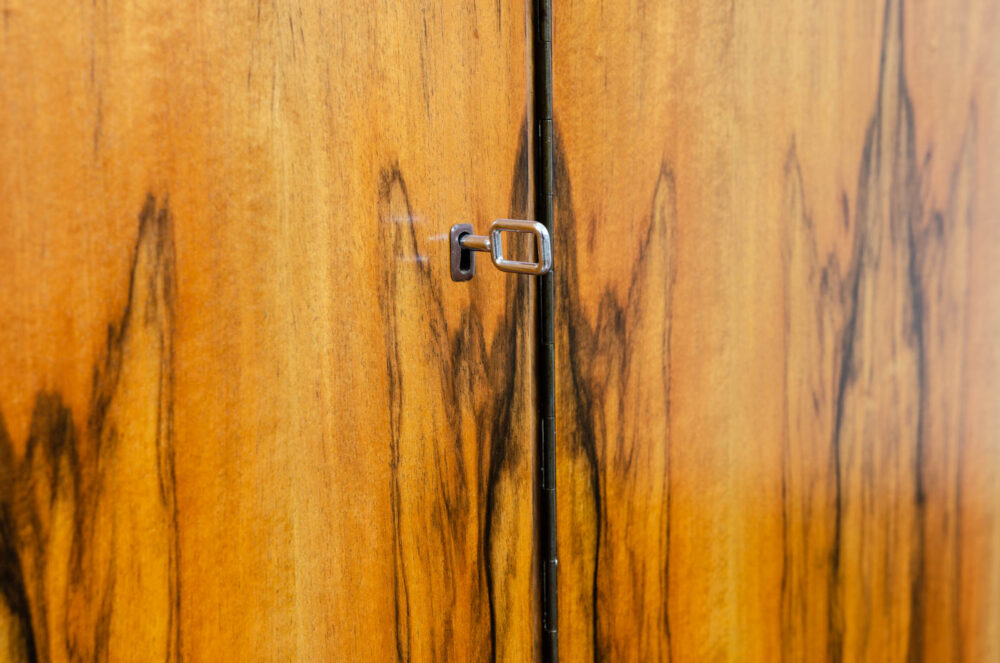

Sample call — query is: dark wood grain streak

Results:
[378,125,534,662]
[0,196,179,662]
[780,144,845,663]
[828,6,923,656]
[482,129,535,663]
[782,3,981,659]
[554,130,677,662]
[913,111,977,663]
[0,419,39,663]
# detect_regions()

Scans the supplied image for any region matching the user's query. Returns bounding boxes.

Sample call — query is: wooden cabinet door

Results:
[0,2,537,660]
[552,0,1000,661]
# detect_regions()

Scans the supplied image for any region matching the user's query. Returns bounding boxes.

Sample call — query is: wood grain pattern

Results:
[552,0,1000,660]
[0,1,536,660]
[0,197,179,662]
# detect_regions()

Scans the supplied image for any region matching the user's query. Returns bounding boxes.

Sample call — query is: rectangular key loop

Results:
[489,219,553,275]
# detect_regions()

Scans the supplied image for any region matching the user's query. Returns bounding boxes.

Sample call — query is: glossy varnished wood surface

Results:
[0,1,536,660]
[553,0,1000,660]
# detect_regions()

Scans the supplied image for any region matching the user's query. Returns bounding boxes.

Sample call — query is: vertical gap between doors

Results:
[531,1,558,661]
